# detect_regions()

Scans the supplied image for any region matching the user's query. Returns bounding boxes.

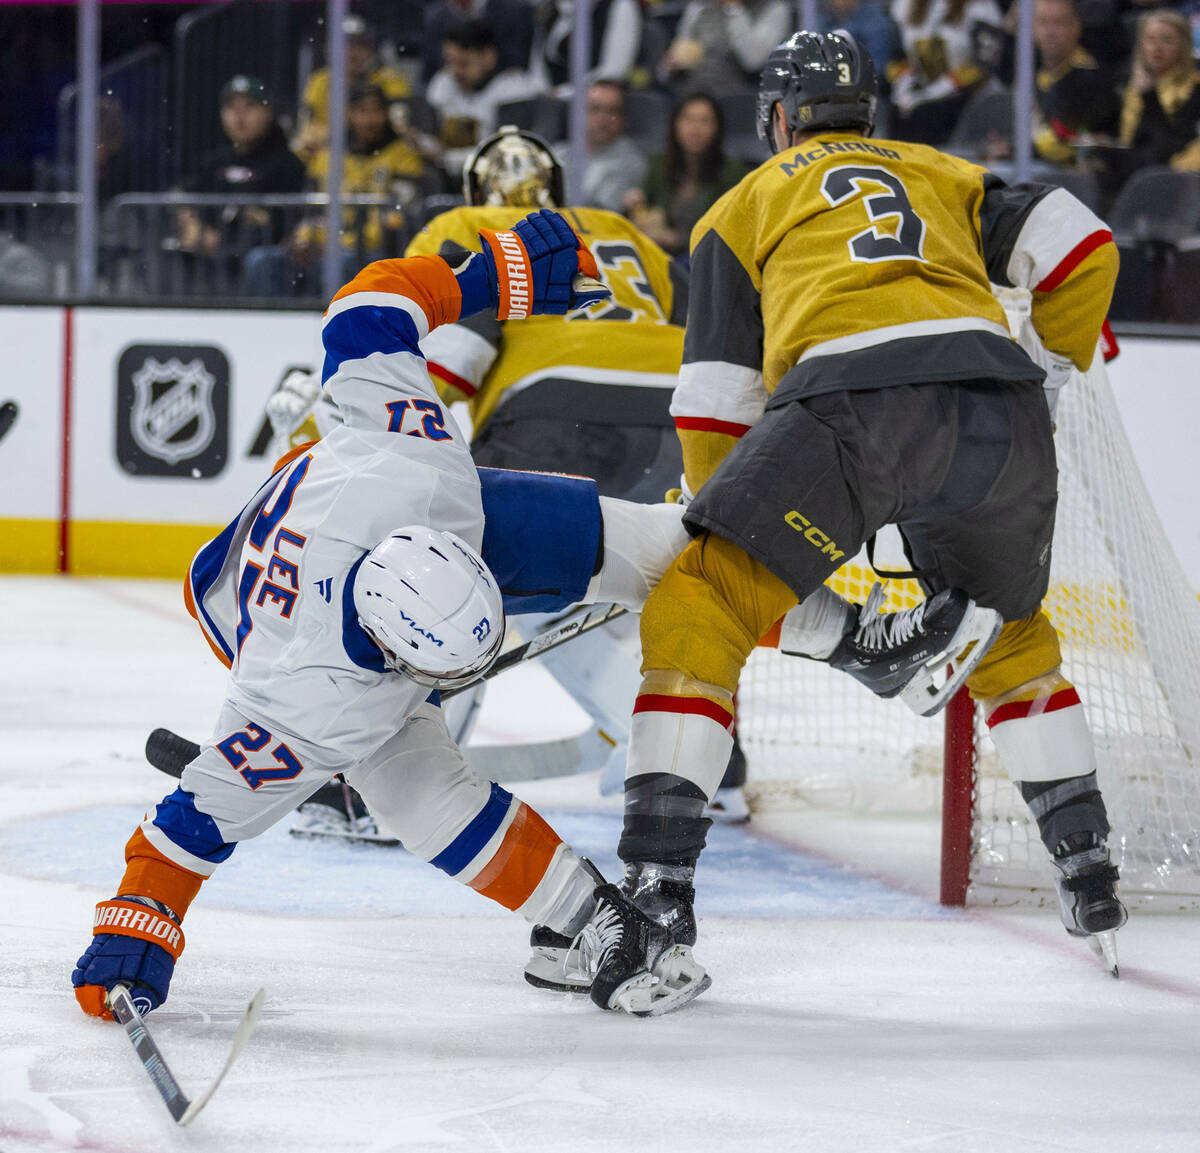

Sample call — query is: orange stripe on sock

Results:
[327,254,463,328]
[120,828,206,918]
[468,803,562,911]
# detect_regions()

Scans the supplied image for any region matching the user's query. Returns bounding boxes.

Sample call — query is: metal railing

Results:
[1,0,1195,324]
[103,191,425,302]
[0,193,80,300]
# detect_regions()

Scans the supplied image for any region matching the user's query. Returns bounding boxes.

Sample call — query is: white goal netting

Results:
[738,319,1200,909]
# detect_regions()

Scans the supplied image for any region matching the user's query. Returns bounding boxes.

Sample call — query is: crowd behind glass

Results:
[0,0,1197,320]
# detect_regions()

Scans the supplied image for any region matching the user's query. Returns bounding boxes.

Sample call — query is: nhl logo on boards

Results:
[116,344,229,477]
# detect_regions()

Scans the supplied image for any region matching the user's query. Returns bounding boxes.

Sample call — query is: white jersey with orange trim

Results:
[182,253,482,798]
[122,252,597,939]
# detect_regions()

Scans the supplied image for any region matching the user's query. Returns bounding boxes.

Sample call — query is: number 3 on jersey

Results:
[821,165,927,264]
[568,239,667,323]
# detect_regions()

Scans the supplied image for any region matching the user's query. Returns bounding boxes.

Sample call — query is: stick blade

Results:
[177,988,266,1126]
[145,727,201,778]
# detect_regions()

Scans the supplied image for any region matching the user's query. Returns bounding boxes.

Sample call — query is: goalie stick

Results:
[107,984,264,1125]
[145,601,628,778]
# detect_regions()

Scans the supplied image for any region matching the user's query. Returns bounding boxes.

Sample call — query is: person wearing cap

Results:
[245,83,426,297]
[295,15,411,161]
[175,75,307,292]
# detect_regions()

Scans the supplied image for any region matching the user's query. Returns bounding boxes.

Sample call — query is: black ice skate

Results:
[621,861,699,946]
[827,583,1003,717]
[1053,832,1128,976]
[289,777,399,847]
[584,883,710,1016]
[523,924,591,993]
[523,861,701,992]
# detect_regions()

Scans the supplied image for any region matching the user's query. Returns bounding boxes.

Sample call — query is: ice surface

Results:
[3,576,1200,1153]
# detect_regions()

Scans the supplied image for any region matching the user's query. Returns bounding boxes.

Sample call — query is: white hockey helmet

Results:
[353,526,505,689]
[462,125,564,209]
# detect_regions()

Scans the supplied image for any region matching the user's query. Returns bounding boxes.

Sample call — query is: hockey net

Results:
[738,307,1200,910]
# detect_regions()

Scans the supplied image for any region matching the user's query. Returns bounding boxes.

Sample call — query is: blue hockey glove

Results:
[474,208,609,318]
[73,897,184,1019]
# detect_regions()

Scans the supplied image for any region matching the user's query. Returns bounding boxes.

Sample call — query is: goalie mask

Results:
[353,526,505,689]
[756,30,877,152]
[463,125,564,209]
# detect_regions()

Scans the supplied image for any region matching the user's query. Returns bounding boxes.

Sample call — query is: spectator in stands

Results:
[887,0,1006,147]
[176,76,306,276]
[623,92,746,258]
[572,80,647,212]
[245,84,424,297]
[426,19,537,179]
[1030,0,1121,168]
[295,15,411,163]
[96,97,135,206]
[658,0,791,97]
[422,0,534,83]
[1118,8,1200,174]
[530,0,642,93]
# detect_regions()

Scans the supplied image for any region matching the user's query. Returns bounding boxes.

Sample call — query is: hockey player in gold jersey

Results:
[402,127,759,996]
[583,30,1128,1014]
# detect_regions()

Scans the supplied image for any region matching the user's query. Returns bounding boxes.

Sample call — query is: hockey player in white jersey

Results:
[71,208,708,1021]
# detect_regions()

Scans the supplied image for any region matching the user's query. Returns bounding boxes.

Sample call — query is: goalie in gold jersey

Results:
[405,126,690,504]
[586,30,1128,1012]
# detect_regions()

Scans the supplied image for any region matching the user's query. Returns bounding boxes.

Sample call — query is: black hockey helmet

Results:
[756,30,878,152]
[462,125,565,209]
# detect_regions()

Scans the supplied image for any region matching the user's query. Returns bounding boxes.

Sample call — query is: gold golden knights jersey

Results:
[405,205,687,433]
[673,130,1118,494]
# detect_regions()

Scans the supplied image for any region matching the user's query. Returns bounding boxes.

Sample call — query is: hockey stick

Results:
[107,984,264,1126]
[442,601,627,700]
[145,602,629,779]
[0,400,18,443]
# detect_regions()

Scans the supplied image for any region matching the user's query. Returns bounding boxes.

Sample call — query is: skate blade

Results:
[1088,931,1120,978]
[610,946,712,1017]
[524,949,592,994]
[898,604,1003,717]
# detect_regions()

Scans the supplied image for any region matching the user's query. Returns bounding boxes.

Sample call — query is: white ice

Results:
[2,575,1200,1153]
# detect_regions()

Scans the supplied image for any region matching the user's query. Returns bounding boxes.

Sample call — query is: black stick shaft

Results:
[108,985,191,1122]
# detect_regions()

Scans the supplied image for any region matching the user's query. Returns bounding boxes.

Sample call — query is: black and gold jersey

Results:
[673,130,1118,494]
[405,205,687,434]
